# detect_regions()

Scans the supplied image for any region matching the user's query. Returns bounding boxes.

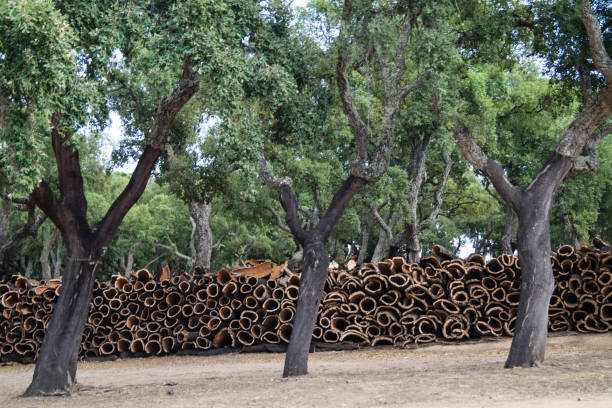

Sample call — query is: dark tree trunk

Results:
[505,198,554,367]
[259,175,366,377]
[23,59,199,397]
[24,241,98,395]
[283,239,329,377]
[504,156,573,368]
[189,201,212,269]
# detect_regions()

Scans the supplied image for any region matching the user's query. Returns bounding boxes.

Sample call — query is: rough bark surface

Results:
[282,240,329,377]
[357,208,371,264]
[0,200,9,247]
[189,201,213,269]
[504,155,574,367]
[39,229,58,281]
[24,245,97,396]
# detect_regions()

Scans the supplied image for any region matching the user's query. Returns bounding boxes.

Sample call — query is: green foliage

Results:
[2,0,610,278]
[0,0,78,193]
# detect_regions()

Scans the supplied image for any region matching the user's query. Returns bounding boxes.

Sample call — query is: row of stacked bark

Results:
[1,245,610,363]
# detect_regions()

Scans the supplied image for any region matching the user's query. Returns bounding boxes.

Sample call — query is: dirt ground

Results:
[1,333,610,408]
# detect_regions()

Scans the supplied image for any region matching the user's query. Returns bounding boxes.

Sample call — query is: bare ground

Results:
[1,333,610,408]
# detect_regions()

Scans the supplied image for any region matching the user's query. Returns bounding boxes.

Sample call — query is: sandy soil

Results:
[1,333,610,408]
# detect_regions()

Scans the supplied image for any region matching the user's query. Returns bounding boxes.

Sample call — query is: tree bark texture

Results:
[371,226,391,263]
[282,240,329,377]
[501,204,515,254]
[504,156,573,367]
[189,201,212,270]
[24,244,97,395]
[39,229,58,281]
[357,207,371,264]
[0,200,9,248]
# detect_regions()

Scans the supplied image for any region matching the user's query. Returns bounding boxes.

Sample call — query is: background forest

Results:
[1,0,610,282]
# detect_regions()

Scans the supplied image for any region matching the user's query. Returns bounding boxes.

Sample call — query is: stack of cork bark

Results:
[0,245,610,363]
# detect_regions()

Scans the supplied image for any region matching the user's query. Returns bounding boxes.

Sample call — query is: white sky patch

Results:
[457,237,476,259]
[101,111,137,173]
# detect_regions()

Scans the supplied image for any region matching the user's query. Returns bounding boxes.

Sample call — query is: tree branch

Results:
[97,58,200,247]
[581,1,612,84]
[30,180,68,231]
[316,175,367,240]
[118,78,147,119]
[148,57,200,150]
[258,151,307,242]
[266,205,292,234]
[0,204,46,263]
[257,151,292,190]
[155,235,192,262]
[555,86,612,158]
[418,151,453,231]
[577,56,595,106]
[337,45,370,174]
[453,127,522,211]
[390,15,412,89]
[369,202,393,239]
[50,120,87,222]
[573,122,612,171]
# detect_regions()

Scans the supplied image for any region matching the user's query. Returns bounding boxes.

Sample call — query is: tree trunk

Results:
[24,257,34,278]
[189,201,212,270]
[501,204,515,254]
[357,208,371,264]
[288,246,303,270]
[51,235,63,278]
[0,200,10,248]
[504,155,573,367]
[371,226,391,263]
[24,241,98,396]
[122,249,134,278]
[504,197,555,367]
[39,229,58,281]
[283,239,329,377]
[561,209,581,249]
[405,225,421,263]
